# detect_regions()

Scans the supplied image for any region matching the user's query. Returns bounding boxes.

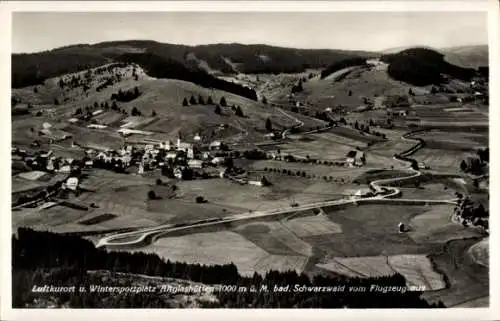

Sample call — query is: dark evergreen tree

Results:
[182,98,189,106]
[220,96,227,107]
[265,118,273,132]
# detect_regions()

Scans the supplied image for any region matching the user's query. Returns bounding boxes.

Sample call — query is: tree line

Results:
[116,53,258,101]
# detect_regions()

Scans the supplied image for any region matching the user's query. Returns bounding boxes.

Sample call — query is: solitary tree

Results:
[235,106,244,117]
[182,98,189,106]
[131,107,141,116]
[151,110,157,117]
[262,96,268,104]
[189,96,197,105]
[147,190,156,200]
[265,118,273,132]
[214,105,221,115]
[156,178,163,186]
[207,96,214,105]
[460,159,468,172]
[220,96,227,107]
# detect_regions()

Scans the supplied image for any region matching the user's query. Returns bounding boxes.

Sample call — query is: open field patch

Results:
[423,238,489,307]
[63,125,124,150]
[93,111,125,126]
[272,138,354,160]
[398,184,456,200]
[412,148,471,171]
[78,213,118,225]
[313,205,442,257]
[284,215,342,237]
[318,254,446,291]
[17,171,48,181]
[235,222,303,256]
[388,254,446,290]
[353,169,411,184]
[142,231,268,276]
[467,237,488,267]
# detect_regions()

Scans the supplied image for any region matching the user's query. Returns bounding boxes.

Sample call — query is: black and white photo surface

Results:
[1,1,497,317]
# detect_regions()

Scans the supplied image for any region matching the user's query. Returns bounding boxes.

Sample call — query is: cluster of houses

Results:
[88,134,230,179]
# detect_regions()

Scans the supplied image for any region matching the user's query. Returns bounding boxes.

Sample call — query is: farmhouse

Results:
[346,150,366,167]
[166,151,179,160]
[87,124,107,129]
[173,167,186,179]
[211,157,225,165]
[209,140,225,151]
[188,159,205,169]
[65,177,79,191]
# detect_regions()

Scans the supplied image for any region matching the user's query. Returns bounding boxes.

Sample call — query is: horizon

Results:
[12,12,488,54]
[11,39,490,55]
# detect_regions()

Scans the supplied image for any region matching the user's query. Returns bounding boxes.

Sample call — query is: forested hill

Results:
[12,40,377,88]
[12,228,445,308]
[380,47,480,86]
[115,52,258,101]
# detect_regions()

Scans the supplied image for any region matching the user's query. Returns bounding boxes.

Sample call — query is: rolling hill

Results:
[440,45,488,69]
[11,61,327,150]
[12,40,376,89]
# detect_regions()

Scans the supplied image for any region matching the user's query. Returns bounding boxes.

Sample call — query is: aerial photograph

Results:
[9,10,489,309]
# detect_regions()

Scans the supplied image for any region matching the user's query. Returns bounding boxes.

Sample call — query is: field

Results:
[140,230,308,277]
[423,238,489,307]
[317,254,446,291]
[175,176,355,212]
[412,148,471,172]
[467,237,489,267]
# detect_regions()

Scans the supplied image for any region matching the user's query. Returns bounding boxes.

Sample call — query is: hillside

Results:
[441,45,488,69]
[12,40,376,89]
[11,62,326,150]
[380,48,478,86]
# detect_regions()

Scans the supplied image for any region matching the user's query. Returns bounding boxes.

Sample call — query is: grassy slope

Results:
[441,45,488,69]
[12,63,325,145]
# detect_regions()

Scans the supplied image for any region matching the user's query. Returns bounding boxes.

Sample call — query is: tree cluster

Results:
[111,87,141,103]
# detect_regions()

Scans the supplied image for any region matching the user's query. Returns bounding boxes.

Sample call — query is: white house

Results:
[209,140,224,151]
[174,167,184,179]
[87,124,108,129]
[211,157,225,165]
[188,159,205,169]
[66,177,79,191]
[166,151,179,160]
[59,165,71,173]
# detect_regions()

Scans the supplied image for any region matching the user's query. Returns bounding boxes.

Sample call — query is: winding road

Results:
[96,129,457,249]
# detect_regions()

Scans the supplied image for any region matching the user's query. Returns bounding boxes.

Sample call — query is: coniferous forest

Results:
[12,228,445,308]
